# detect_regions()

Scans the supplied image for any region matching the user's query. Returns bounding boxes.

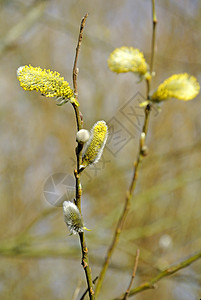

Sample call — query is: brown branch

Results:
[113,250,201,299]
[95,104,151,297]
[71,12,88,210]
[95,2,157,297]
[150,0,157,75]
[123,249,140,300]
[78,232,95,300]
[72,14,88,209]
[72,13,88,132]
[71,13,94,300]
[80,276,98,300]
[73,13,88,100]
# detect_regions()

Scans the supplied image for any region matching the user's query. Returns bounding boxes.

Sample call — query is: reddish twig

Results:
[72,13,88,132]
[71,13,95,300]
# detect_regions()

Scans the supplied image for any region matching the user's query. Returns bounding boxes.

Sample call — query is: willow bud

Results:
[76,129,90,144]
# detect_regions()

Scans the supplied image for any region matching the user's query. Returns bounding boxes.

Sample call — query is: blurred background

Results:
[0,0,201,299]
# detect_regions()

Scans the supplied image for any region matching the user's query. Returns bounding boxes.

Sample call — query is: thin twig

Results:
[80,277,98,300]
[72,13,88,132]
[71,13,95,300]
[72,14,88,209]
[95,103,151,297]
[73,13,88,101]
[78,232,95,300]
[150,0,157,75]
[123,249,140,300]
[113,250,201,299]
[95,2,157,297]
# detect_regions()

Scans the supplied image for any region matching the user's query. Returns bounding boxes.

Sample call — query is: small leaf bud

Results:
[141,145,149,157]
[140,132,146,148]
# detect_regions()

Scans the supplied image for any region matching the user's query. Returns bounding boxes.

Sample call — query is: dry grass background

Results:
[0,0,201,299]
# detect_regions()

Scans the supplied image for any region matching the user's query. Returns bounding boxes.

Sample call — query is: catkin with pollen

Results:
[17,65,74,101]
[151,73,200,102]
[80,120,108,169]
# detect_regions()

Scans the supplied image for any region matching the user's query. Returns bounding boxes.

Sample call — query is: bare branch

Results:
[80,277,98,300]
[113,250,201,299]
[95,1,157,296]
[73,13,88,99]
[71,13,94,300]
[123,249,140,300]
[150,0,157,74]
[72,13,88,131]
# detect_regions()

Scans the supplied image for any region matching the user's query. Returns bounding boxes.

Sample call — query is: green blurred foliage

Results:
[0,0,201,299]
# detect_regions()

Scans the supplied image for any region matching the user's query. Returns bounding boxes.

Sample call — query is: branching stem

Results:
[72,13,88,132]
[80,277,99,300]
[71,13,95,300]
[95,97,151,298]
[123,249,140,300]
[95,1,157,297]
[150,0,157,75]
[73,13,88,103]
[113,250,201,299]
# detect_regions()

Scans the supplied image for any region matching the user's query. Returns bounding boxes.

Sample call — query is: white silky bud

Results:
[63,201,83,235]
[76,129,90,144]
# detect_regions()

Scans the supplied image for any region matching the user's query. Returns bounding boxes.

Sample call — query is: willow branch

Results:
[95,100,151,297]
[80,277,98,300]
[95,2,157,297]
[72,14,88,209]
[113,250,201,299]
[123,249,140,300]
[150,0,157,74]
[71,13,95,300]
[72,13,88,132]
[78,232,95,300]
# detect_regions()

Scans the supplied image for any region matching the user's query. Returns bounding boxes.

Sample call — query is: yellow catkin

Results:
[17,65,74,100]
[108,46,148,75]
[151,73,200,102]
[81,121,108,168]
